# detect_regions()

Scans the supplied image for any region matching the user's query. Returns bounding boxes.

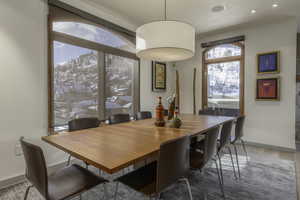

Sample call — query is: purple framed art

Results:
[257,51,280,74]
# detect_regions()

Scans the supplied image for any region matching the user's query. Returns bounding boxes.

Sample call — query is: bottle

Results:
[155,96,165,127]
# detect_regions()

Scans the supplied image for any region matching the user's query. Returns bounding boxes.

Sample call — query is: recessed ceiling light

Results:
[212,5,225,13]
[272,4,279,8]
[251,9,257,14]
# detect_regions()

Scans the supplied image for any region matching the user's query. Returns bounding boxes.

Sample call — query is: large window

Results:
[105,54,138,116]
[48,5,139,132]
[202,42,244,114]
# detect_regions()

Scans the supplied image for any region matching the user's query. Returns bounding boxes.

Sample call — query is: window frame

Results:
[48,6,140,134]
[202,42,245,115]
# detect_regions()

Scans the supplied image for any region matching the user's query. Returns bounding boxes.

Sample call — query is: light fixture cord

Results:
[164,0,167,21]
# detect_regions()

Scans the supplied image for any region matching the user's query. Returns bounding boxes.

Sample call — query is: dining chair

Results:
[199,108,240,117]
[198,108,218,115]
[67,117,100,166]
[20,137,108,200]
[190,126,225,197]
[231,115,247,178]
[136,111,152,120]
[217,120,237,184]
[68,117,100,132]
[164,109,169,116]
[113,136,193,200]
[218,108,240,117]
[108,113,131,124]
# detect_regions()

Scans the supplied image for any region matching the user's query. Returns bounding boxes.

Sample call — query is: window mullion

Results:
[98,51,105,121]
[133,60,140,115]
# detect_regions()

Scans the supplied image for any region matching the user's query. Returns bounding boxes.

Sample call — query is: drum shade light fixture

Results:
[136,0,195,62]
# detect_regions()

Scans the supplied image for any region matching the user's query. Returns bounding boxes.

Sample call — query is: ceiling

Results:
[84,0,300,34]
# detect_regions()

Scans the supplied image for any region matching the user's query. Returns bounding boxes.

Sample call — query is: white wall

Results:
[0,0,65,182]
[176,18,297,149]
[0,0,145,183]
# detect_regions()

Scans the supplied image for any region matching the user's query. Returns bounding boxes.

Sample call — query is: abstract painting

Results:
[256,77,280,101]
[257,51,280,74]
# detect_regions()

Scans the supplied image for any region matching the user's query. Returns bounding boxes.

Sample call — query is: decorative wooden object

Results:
[193,68,196,115]
[296,75,300,82]
[168,97,175,120]
[155,97,166,127]
[175,70,180,113]
[42,114,234,174]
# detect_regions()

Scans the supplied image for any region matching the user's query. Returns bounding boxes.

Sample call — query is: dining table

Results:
[42,114,234,174]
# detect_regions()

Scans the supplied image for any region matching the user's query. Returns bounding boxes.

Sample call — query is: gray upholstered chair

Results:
[198,108,218,115]
[136,111,152,120]
[199,108,240,117]
[67,117,100,166]
[217,120,237,183]
[114,136,193,200]
[231,115,247,178]
[108,113,131,124]
[20,137,108,200]
[190,126,225,197]
[68,117,100,132]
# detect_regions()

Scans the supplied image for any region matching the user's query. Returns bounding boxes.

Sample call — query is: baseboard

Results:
[244,141,296,153]
[0,174,25,191]
[0,160,68,190]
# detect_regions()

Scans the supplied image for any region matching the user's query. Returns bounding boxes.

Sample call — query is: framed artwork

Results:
[256,77,280,101]
[152,61,166,92]
[257,51,280,74]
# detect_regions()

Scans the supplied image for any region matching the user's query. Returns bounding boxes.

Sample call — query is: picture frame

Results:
[257,51,280,74]
[256,77,280,101]
[152,61,167,92]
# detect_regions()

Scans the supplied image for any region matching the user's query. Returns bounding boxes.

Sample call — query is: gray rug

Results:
[0,151,297,200]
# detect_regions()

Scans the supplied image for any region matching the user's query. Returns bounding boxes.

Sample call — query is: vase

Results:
[171,111,182,128]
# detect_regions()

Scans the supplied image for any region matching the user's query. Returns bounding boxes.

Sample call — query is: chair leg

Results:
[103,183,108,200]
[180,178,193,200]
[241,139,249,161]
[79,194,82,200]
[227,146,237,180]
[217,153,224,184]
[67,155,71,166]
[203,192,208,200]
[23,185,33,200]
[114,182,119,200]
[233,144,241,178]
[214,160,225,198]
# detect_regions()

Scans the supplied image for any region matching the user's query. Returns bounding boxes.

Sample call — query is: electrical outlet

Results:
[15,142,23,157]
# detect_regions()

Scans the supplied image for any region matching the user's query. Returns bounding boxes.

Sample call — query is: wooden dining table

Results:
[42,114,234,174]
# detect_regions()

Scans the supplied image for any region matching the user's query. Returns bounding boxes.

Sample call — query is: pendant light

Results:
[136,0,195,62]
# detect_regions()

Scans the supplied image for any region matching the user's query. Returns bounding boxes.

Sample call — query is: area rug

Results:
[0,151,297,200]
